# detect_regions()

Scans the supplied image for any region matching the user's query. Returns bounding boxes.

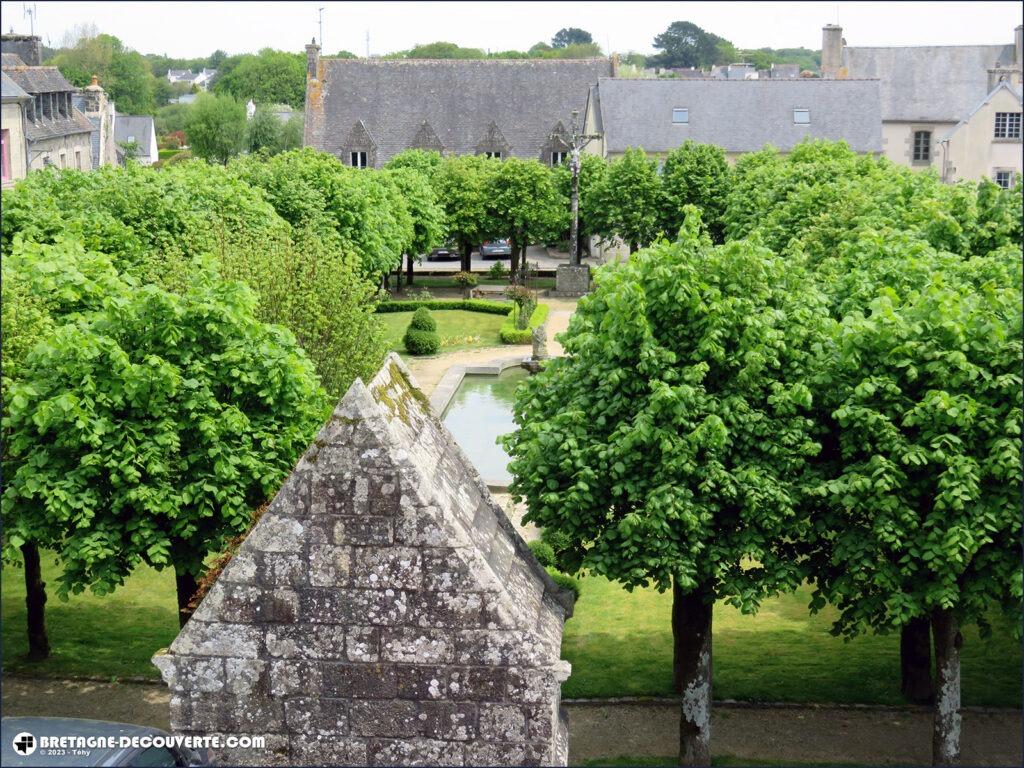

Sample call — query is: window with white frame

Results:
[484,151,501,159]
[551,151,567,166]
[350,150,367,168]
[672,108,689,124]
[994,169,1016,189]
[912,130,931,162]
[793,108,810,124]
[994,112,1021,139]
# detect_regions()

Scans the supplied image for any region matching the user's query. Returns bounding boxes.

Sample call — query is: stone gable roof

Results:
[154,354,572,765]
[308,57,613,166]
[842,44,1016,122]
[591,77,883,154]
[1,70,29,102]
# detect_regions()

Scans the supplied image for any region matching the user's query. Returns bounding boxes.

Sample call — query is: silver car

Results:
[479,239,512,259]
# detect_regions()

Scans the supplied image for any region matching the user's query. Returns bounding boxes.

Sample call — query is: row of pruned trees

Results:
[506,141,1022,766]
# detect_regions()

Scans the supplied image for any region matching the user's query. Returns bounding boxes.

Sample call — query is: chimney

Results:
[82,74,106,114]
[821,24,844,78]
[1016,24,1022,68]
[0,33,42,66]
[610,52,620,78]
[306,37,321,80]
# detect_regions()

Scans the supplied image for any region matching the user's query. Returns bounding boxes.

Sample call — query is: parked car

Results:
[426,238,460,261]
[2,717,207,767]
[480,238,512,259]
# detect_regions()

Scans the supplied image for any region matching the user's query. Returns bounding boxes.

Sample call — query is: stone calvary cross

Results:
[153,353,573,766]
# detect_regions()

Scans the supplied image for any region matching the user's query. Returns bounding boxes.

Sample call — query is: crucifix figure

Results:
[552,110,601,266]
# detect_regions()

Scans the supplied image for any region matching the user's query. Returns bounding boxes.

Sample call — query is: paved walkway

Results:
[3,679,1020,766]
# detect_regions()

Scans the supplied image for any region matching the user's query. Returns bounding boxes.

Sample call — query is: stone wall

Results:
[154,354,573,766]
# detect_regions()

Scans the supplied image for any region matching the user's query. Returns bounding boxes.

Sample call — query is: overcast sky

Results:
[2,1,1021,58]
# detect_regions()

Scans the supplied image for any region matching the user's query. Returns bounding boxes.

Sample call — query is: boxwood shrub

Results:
[409,306,437,331]
[403,327,441,355]
[377,299,511,315]
[500,302,550,344]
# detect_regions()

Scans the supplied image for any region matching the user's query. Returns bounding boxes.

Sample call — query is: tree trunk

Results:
[509,238,520,284]
[460,242,473,274]
[931,608,962,766]
[395,263,404,292]
[406,253,414,286]
[901,617,934,704]
[174,565,200,629]
[21,542,50,661]
[674,578,713,767]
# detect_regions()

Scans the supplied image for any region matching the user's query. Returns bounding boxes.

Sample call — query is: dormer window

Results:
[551,151,567,166]
[484,151,501,159]
[793,108,810,125]
[350,151,367,168]
[672,108,689,124]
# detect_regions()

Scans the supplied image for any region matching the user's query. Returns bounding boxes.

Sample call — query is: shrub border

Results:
[500,302,550,344]
[377,299,510,315]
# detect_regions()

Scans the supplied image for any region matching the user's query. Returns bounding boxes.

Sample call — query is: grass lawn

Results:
[4,558,1019,708]
[562,575,1020,707]
[378,309,508,352]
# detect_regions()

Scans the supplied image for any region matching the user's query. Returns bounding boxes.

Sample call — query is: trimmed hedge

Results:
[403,327,441,355]
[409,306,437,331]
[500,302,550,344]
[377,299,511,315]
[546,566,582,601]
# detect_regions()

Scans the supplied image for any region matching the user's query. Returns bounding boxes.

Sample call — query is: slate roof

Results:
[591,77,883,154]
[23,110,94,141]
[3,64,78,94]
[114,115,154,145]
[842,44,1016,122]
[1,52,26,67]
[1,70,30,101]
[310,57,613,165]
[939,80,1024,142]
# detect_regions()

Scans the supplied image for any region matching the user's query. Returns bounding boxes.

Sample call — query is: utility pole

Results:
[318,6,324,54]
[551,109,600,267]
[366,29,370,58]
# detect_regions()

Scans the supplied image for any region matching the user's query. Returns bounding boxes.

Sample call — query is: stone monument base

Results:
[552,264,591,297]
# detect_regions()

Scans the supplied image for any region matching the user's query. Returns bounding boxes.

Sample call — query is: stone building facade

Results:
[154,354,574,766]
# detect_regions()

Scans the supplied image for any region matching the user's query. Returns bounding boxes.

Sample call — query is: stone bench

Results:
[471,284,509,299]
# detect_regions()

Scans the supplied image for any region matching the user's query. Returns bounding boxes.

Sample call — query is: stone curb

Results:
[427,355,530,418]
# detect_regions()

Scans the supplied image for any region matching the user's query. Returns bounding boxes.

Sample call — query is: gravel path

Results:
[4,679,1020,766]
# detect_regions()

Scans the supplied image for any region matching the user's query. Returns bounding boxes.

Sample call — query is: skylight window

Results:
[793,108,811,125]
[672,108,689,124]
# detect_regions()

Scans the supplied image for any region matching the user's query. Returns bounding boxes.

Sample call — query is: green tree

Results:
[504,217,832,764]
[277,113,304,153]
[590,147,662,253]
[155,102,192,135]
[213,49,306,108]
[807,260,1021,765]
[2,270,328,626]
[384,148,443,177]
[433,154,497,272]
[185,93,247,164]
[247,107,282,154]
[51,33,157,114]
[650,21,730,69]
[552,27,594,48]
[485,157,565,283]
[382,166,446,286]
[395,42,486,59]
[660,141,731,243]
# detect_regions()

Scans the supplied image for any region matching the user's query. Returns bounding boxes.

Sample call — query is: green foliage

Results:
[376,299,510,315]
[528,540,556,567]
[185,93,247,164]
[213,49,306,108]
[505,215,832,611]
[590,148,662,252]
[485,157,566,266]
[155,103,191,135]
[1,269,328,594]
[808,256,1023,637]
[50,33,156,114]
[552,28,594,48]
[434,155,497,256]
[500,303,550,344]
[540,526,574,566]
[453,271,478,288]
[488,261,508,280]
[403,327,441,355]
[385,149,443,176]
[660,141,731,243]
[246,107,282,154]
[409,306,438,332]
[650,21,731,69]
[382,167,446,257]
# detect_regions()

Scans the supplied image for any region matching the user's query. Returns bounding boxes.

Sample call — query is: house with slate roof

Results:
[582,77,882,163]
[115,114,158,165]
[1,51,94,172]
[821,22,1022,183]
[154,354,574,766]
[303,38,616,168]
[2,70,30,186]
